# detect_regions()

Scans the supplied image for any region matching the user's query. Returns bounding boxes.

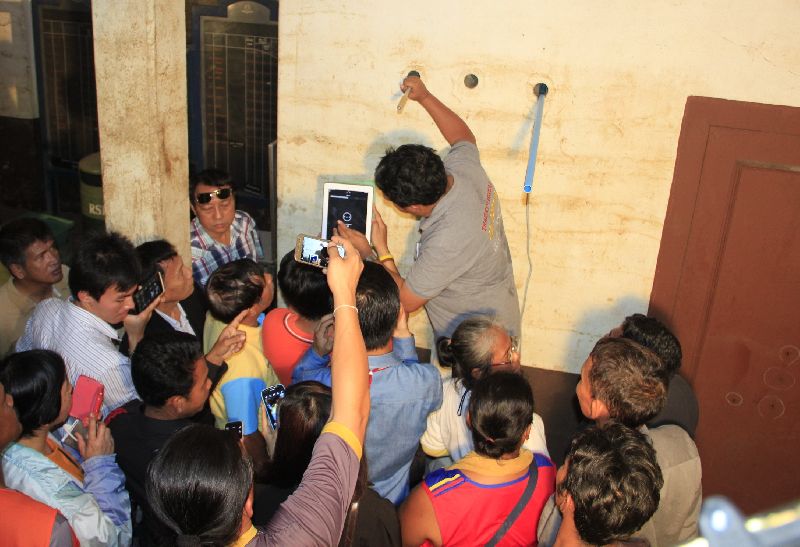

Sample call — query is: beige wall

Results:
[0,0,37,118]
[276,0,800,373]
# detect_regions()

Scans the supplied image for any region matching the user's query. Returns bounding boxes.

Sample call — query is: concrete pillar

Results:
[91,0,189,258]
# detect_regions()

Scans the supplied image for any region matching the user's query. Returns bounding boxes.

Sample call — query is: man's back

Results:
[203,314,278,432]
[407,141,520,339]
[639,424,702,546]
[365,352,442,505]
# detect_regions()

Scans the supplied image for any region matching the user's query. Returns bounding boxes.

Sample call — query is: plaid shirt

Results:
[190,210,264,287]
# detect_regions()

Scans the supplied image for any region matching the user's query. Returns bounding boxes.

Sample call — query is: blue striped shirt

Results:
[16,298,138,416]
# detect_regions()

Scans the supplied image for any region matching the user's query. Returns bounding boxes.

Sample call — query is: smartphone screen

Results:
[225,420,243,438]
[295,235,344,269]
[261,384,286,430]
[133,271,164,313]
[325,189,369,239]
[300,236,331,268]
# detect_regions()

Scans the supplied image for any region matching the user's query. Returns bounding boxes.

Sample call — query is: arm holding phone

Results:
[264,237,369,545]
[74,414,132,529]
[122,291,162,355]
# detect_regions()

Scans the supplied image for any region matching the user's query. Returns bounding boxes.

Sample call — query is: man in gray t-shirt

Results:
[338,75,520,340]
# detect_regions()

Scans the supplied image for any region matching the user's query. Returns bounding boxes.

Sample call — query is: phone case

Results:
[134,271,164,313]
[261,384,286,429]
[321,182,374,240]
[70,375,104,424]
[294,234,330,269]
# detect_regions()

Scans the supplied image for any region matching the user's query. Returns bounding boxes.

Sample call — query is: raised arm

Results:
[402,75,476,146]
[325,237,369,444]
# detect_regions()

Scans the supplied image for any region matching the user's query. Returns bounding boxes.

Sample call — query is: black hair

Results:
[146,424,253,546]
[355,262,400,351]
[206,259,266,323]
[559,422,663,545]
[468,371,533,459]
[277,250,333,320]
[131,332,204,408]
[0,350,67,437]
[589,338,667,427]
[620,313,682,379]
[0,217,55,270]
[437,316,502,391]
[265,381,332,488]
[68,231,141,300]
[189,169,235,203]
[136,239,178,283]
[374,144,447,208]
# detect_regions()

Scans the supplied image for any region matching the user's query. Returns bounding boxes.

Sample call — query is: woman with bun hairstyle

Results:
[420,315,549,468]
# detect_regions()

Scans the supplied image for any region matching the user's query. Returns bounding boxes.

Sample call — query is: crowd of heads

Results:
[0,190,691,546]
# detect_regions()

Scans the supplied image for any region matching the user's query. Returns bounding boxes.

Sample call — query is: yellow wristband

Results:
[377,253,394,262]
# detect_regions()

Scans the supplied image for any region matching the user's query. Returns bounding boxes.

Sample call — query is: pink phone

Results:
[70,375,104,424]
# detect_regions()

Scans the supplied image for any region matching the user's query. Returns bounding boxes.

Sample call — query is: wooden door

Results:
[649,96,800,515]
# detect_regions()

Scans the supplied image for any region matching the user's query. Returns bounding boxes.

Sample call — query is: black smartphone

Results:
[133,271,164,313]
[261,384,286,430]
[224,420,243,438]
[294,234,344,269]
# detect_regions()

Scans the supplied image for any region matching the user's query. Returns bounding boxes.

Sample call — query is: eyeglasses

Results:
[491,336,519,367]
[195,187,233,205]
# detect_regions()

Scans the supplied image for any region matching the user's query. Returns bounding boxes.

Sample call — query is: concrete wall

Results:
[0,0,37,118]
[276,0,800,372]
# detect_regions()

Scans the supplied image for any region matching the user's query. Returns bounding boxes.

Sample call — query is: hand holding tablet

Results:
[321,183,374,240]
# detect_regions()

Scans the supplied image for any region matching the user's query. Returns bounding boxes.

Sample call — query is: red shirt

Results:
[423,452,555,546]
[261,308,313,384]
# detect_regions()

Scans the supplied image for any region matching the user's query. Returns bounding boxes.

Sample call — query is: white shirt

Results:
[154,304,195,336]
[16,298,138,416]
[421,376,549,461]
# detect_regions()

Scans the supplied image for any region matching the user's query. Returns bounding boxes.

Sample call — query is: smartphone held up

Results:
[133,271,164,313]
[262,384,286,430]
[294,234,345,269]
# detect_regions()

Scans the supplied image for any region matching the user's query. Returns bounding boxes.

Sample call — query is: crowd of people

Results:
[0,75,702,546]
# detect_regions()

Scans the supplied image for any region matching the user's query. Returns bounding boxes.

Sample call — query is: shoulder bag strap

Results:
[485,461,539,547]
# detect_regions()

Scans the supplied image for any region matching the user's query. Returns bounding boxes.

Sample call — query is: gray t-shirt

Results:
[406,141,521,339]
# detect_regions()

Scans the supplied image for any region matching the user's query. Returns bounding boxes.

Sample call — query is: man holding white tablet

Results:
[338,75,520,341]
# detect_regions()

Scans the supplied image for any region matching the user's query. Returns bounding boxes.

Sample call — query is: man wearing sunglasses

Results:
[190,169,264,287]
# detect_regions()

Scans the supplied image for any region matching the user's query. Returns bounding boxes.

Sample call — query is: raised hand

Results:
[206,309,248,365]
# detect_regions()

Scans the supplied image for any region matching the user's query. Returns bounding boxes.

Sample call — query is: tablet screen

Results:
[325,189,369,239]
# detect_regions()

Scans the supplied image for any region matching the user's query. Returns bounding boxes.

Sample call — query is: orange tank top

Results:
[46,437,84,481]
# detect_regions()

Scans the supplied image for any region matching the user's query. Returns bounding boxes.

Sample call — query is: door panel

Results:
[650,97,800,514]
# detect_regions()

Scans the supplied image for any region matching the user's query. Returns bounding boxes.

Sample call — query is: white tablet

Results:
[321,182,374,240]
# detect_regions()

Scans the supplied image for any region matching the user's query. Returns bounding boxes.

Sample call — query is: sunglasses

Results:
[195,187,233,204]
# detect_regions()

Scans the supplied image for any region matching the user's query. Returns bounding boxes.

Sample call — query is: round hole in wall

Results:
[464,74,479,88]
